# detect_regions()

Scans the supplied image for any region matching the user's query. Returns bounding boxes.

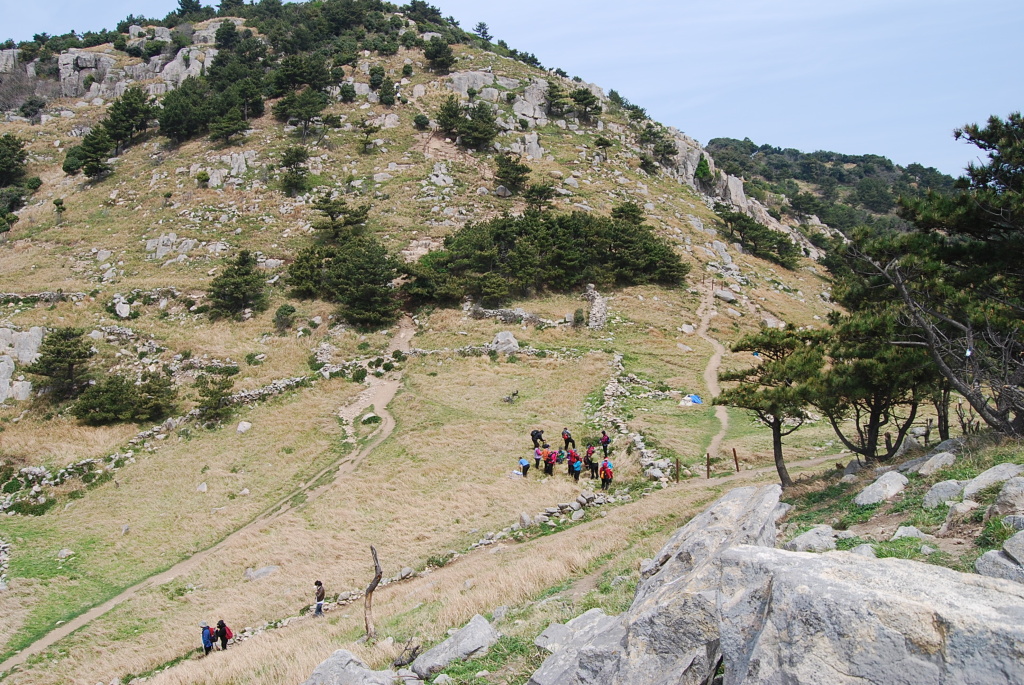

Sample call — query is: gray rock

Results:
[924,479,966,509]
[890,525,927,541]
[528,609,626,685]
[939,500,980,536]
[115,302,131,319]
[916,451,956,477]
[301,649,401,685]
[490,331,519,354]
[10,380,31,401]
[850,543,877,558]
[1003,531,1024,565]
[196,482,208,493]
[930,437,965,455]
[1004,515,1024,531]
[974,550,1024,584]
[783,525,836,552]
[519,512,533,528]
[842,460,862,476]
[411,614,500,678]
[245,565,279,581]
[964,463,1024,501]
[236,421,252,434]
[713,288,737,303]
[720,546,1024,684]
[57,548,74,559]
[447,71,495,97]
[987,477,1024,521]
[854,470,908,506]
[571,509,585,521]
[494,185,512,198]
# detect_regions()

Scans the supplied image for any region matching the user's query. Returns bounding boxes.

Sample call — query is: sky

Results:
[4,0,1021,176]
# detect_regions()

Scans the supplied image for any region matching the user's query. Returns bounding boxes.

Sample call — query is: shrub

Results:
[413,113,430,129]
[405,210,690,307]
[273,303,297,331]
[73,372,176,425]
[195,170,210,187]
[208,250,269,320]
[194,373,234,422]
[695,154,713,182]
[494,152,530,192]
[402,64,413,77]
[351,367,367,383]
[368,65,385,90]
[338,83,357,103]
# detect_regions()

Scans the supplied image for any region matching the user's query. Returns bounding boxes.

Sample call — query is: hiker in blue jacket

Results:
[200,621,214,655]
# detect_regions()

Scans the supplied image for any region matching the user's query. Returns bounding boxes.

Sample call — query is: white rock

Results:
[236,421,252,434]
[854,470,908,506]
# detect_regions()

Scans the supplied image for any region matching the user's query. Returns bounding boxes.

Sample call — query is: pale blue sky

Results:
[4,0,1021,175]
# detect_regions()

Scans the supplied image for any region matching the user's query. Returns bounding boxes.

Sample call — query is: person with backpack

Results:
[531,429,545,449]
[600,430,611,458]
[571,456,583,482]
[562,427,575,450]
[199,621,214,656]
[534,444,545,470]
[599,459,614,491]
[519,455,531,478]
[567,448,580,476]
[544,447,557,476]
[314,580,326,617]
[585,445,598,478]
[215,620,233,650]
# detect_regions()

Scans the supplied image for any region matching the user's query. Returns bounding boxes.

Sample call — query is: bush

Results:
[338,83,357,103]
[208,250,269,320]
[274,303,297,331]
[413,113,430,129]
[402,64,413,77]
[405,210,690,307]
[73,372,177,425]
[351,367,367,383]
[195,170,210,187]
[194,373,234,422]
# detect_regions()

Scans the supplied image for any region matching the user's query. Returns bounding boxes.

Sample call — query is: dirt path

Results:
[695,283,730,460]
[0,319,416,676]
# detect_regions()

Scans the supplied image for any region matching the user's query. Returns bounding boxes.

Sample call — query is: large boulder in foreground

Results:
[412,614,500,678]
[301,650,403,685]
[719,546,1024,685]
[528,484,786,685]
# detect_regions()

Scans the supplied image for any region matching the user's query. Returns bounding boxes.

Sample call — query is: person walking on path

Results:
[534,444,545,470]
[314,580,326,617]
[599,459,614,491]
[215,620,232,650]
[199,622,214,656]
[600,431,611,458]
[531,429,545,449]
[571,457,583,482]
[586,445,598,478]
[519,456,531,478]
[562,427,576,450]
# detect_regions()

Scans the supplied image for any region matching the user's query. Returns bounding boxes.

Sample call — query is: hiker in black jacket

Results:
[530,429,544,449]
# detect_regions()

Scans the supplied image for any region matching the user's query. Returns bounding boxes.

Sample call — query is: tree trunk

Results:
[363,545,383,640]
[771,418,793,488]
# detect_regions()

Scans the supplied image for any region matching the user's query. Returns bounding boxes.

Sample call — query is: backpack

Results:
[224,625,233,640]
[562,429,571,439]
[600,434,610,445]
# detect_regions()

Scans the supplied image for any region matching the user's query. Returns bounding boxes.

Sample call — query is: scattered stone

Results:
[1004,515,1024,531]
[986,477,1024,521]
[57,549,74,559]
[490,331,519,354]
[923,479,966,509]
[849,544,877,558]
[974,550,1024,584]
[411,614,500,678]
[236,421,252,434]
[783,525,836,552]
[963,463,1024,501]
[1003,531,1024,565]
[890,526,928,541]
[916,451,956,477]
[854,470,908,506]
[196,482,208,493]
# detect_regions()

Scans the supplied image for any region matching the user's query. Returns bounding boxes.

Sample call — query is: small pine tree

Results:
[472,22,492,41]
[338,82,357,103]
[495,152,531,192]
[435,95,463,136]
[280,145,309,195]
[194,373,234,422]
[368,65,385,90]
[24,327,95,400]
[79,128,114,178]
[273,304,296,332]
[209,108,248,143]
[0,134,28,187]
[413,113,430,130]
[208,250,269,320]
[695,154,713,183]
[423,36,455,72]
[379,77,396,106]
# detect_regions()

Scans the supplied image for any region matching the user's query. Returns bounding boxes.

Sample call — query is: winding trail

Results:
[695,283,730,460]
[0,319,416,676]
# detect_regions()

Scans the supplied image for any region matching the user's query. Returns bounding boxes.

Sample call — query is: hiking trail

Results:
[0,318,416,676]
[695,283,730,460]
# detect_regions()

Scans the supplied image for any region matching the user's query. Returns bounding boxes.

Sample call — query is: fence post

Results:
[706,452,711,479]
[675,458,680,483]
[733,447,739,472]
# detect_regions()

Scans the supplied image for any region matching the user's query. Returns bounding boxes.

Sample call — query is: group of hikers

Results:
[519,427,615,490]
[199,580,325,655]
[198,620,233,655]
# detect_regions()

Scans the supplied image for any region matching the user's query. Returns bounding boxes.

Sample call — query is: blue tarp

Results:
[687,394,704,404]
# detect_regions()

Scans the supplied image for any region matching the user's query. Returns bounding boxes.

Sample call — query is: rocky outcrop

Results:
[301,649,419,685]
[581,284,607,329]
[528,484,1024,685]
[720,545,1024,684]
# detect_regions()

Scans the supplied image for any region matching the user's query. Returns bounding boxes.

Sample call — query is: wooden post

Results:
[733,448,740,472]
[675,457,680,483]
[364,545,383,640]
[706,452,711,479]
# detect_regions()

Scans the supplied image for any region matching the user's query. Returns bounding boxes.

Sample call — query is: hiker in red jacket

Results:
[600,430,611,458]
[544,447,557,476]
[599,459,614,491]
[567,448,580,477]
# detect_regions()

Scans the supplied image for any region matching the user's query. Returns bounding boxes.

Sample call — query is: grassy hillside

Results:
[0,6,865,684]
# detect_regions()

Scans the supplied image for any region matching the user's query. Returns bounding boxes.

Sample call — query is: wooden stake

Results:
[706,452,711,479]
[364,545,383,640]
[675,457,680,483]
[733,448,740,472]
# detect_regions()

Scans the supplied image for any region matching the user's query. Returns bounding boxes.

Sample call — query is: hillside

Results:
[0,3,1018,685]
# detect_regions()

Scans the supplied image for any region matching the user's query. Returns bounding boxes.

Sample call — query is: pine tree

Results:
[311,194,370,241]
[435,95,463,136]
[545,81,569,117]
[458,102,498,150]
[280,145,309,195]
[694,154,713,182]
[378,77,396,106]
[0,134,27,187]
[424,36,455,72]
[714,329,822,487]
[25,327,95,400]
[103,86,154,153]
[209,107,248,143]
[158,77,214,143]
[208,250,269,320]
[194,373,234,422]
[79,127,114,178]
[495,152,530,192]
[472,22,492,41]
[569,87,601,120]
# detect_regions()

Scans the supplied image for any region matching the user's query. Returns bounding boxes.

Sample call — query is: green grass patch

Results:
[428,635,544,684]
